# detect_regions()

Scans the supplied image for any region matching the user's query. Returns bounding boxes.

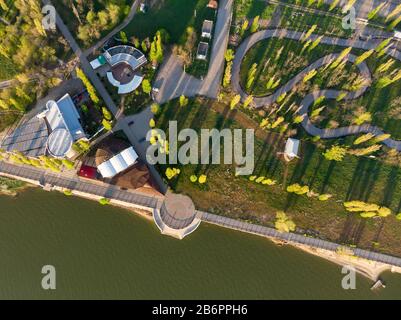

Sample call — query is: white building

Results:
[284,138,300,161]
[37,94,86,159]
[97,146,139,178]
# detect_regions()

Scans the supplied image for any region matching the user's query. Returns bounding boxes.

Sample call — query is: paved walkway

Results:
[154,0,233,103]
[0,161,161,209]
[201,211,401,268]
[231,28,401,150]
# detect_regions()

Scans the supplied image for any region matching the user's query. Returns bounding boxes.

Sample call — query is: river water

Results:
[0,188,400,299]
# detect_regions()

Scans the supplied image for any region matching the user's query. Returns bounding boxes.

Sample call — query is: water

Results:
[0,188,400,299]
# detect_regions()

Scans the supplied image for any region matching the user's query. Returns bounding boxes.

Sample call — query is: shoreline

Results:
[2,173,401,283]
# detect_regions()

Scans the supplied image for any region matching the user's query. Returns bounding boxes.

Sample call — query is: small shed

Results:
[201,20,214,39]
[284,138,300,161]
[196,42,209,60]
[90,55,107,70]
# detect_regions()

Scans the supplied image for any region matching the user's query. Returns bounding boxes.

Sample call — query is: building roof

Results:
[160,194,197,230]
[38,94,86,158]
[97,146,139,178]
[90,55,107,70]
[284,138,300,159]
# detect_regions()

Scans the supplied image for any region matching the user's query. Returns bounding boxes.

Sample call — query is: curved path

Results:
[231,28,401,151]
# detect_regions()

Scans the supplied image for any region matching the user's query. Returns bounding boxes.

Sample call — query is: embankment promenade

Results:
[1,160,401,281]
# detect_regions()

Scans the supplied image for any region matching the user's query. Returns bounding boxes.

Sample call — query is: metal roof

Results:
[97,146,139,178]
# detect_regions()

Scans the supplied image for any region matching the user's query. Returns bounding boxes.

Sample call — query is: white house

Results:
[284,138,300,161]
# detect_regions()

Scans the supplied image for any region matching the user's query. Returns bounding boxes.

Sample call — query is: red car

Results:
[78,165,98,180]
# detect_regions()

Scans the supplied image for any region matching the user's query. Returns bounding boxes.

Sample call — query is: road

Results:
[231,28,401,150]
[42,0,167,194]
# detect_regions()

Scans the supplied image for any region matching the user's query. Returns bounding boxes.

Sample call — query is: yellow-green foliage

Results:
[287,183,309,195]
[323,145,347,161]
[275,211,296,233]
[76,68,99,104]
[344,201,392,218]
[165,167,180,180]
[353,133,374,145]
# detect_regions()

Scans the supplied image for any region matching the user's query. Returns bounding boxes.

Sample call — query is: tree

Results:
[120,31,128,44]
[165,167,180,180]
[99,198,110,205]
[323,145,347,161]
[355,49,374,65]
[367,2,386,20]
[250,16,260,33]
[240,19,249,36]
[102,107,112,121]
[353,133,374,145]
[301,24,317,42]
[275,211,296,233]
[151,103,160,114]
[224,49,235,62]
[102,119,112,131]
[303,69,317,82]
[344,201,392,218]
[149,118,156,128]
[223,61,233,87]
[198,175,207,184]
[353,112,372,125]
[179,95,189,107]
[243,95,254,108]
[76,68,99,104]
[349,144,382,156]
[246,63,258,90]
[230,94,241,109]
[142,79,152,94]
[287,183,309,195]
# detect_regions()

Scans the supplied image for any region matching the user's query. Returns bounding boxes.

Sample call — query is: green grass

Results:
[278,5,353,38]
[124,0,210,45]
[234,0,277,21]
[239,37,360,96]
[238,35,401,140]
[154,97,401,256]
[0,177,26,190]
[0,55,18,81]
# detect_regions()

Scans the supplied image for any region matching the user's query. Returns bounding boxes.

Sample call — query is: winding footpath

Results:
[231,28,401,151]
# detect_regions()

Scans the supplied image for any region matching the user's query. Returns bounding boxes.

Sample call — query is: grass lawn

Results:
[278,5,353,38]
[0,55,18,81]
[238,34,401,141]
[124,0,209,44]
[154,97,401,257]
[239,37,361,96]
